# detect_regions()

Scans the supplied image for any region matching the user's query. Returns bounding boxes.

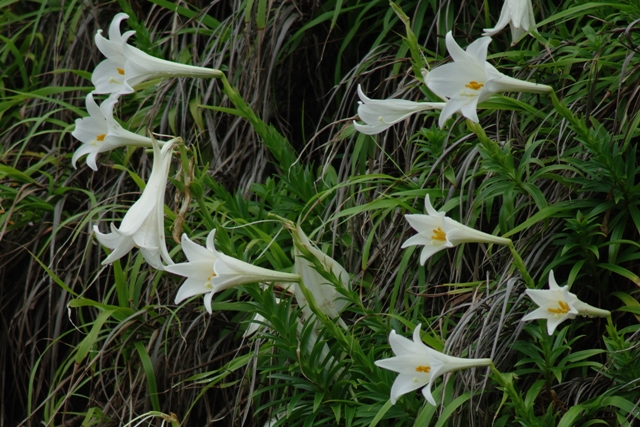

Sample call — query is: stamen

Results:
[431,227,447,242]
[116,67,125,75]
[465,81,484,90]
[415,365,431,373]
[204,273,218,288]
[96,134,106,142]
[548,301,570,315]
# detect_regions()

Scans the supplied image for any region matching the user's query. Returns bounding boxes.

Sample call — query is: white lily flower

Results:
[522,270,610,335]
[291,225,350,319]
[375,324,492,406]
[71,93,156,170]
[165,230,301,314]
[93,136,178,270]
[483,0,536,45]
[424,31,552,128]
[353,85,445,135]
[92,13,222,95]
[401,195,511,265]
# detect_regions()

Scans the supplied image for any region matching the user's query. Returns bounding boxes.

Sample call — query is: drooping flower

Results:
[353,85,445,135]
[165,230,301,314]
[522,270,610,335]
[424,31,552,128]
[483,0,536,45]
[92,13,222,95]
[93,136,178,269]
[401,195,511,265]
[290,224,351,320]
[375,324,492,405]
[71,93,157,170]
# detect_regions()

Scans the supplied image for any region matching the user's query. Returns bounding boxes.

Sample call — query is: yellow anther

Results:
[415,365,431,373]
[96,134,106,141]
[431,227,447,242]
[548,301,570,315]
[465,81,484,90]
[116,67,125,75]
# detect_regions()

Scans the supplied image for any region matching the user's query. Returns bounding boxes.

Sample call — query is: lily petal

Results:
[93,137,178,268]
[402,195,510,265]
[482,0,537,45]
[375,324,492,406]
[91,13,221,96]
[426,31,550,127]
[353,85,445,134]
[166,229,299,314]
[522,270,610,334]
[71,93,157,170]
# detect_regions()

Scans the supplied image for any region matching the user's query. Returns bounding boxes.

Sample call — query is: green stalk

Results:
[490,364,537,426]
[219,74,299,173]
[466,120,535,288]
[483,0,490,30]
[177,145,215,230]
[508,242,535,288]
[549,90,591,142]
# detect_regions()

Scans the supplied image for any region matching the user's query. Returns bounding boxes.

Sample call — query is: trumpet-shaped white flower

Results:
[522,270,610,335]
[424,31,552,128]
[93,136,178,270]
[92,13,222,95]
[353,85,445,135]
[401,195,511,265]
[291,225,350,319]
[71,93,156,170]
[165,230,301,314]
[483,0,536,45]
[375,324,492,405]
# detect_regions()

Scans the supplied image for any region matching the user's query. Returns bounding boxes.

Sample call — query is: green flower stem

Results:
[219,74,298,173]
[193,193,215,229]
[267,212,296,230]
[177,145,215,230]
[508,242,535,288]
[466,119,521,185]
[489,363,537,425]
[549,90,592,144]
[466,120,535,287]
[483,0,490,30]
[467,119,499,155]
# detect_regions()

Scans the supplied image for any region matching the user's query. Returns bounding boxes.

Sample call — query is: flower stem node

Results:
[375,324,492,406]
[521,270,611,335]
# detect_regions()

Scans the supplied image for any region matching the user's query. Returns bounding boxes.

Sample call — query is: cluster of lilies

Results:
[70,0,611,413]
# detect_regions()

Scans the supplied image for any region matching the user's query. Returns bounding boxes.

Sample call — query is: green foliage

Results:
[4,0,640,426]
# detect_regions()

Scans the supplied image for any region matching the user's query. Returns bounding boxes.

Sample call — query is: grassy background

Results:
[2,0,640,426]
